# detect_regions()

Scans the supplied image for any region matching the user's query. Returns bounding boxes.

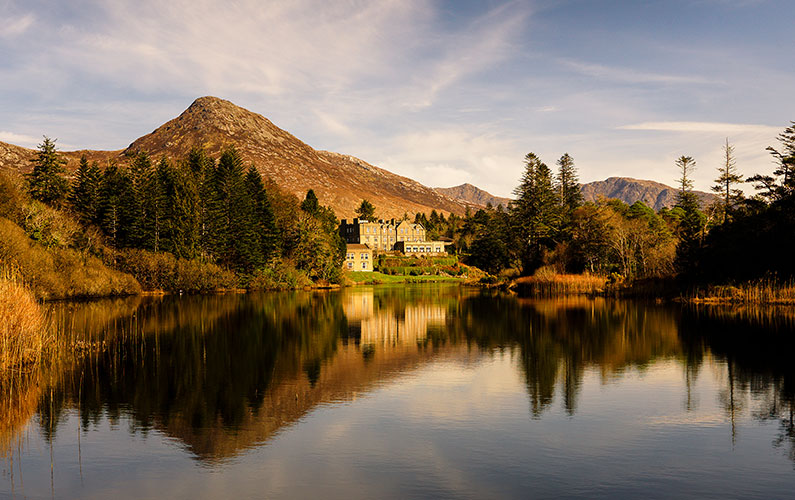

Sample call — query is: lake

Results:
[1,285,794,499]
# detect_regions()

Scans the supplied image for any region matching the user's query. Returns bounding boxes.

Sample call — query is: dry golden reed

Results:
[514,267,608,296]
[0,263,49,371]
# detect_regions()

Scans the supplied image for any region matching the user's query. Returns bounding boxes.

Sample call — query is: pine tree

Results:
[673,156,705,276]
[97,162,134,248]
[711,139,744,223]
[245,166,279,264]
[556,153,582,214]
[750,122,795,201]
[301,189,320,215]
[208,148,259,271]
[164,161,201,258]
[69,155,101,225]
[511,153,560,273]
[27,137,69,206]
[355,199,376,220]
[675,156,697,202]
[128,152,153,248]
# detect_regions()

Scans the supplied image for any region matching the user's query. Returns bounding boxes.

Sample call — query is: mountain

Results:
[580,177,717,211]
[0,97,466,218]
[434,183,512,210]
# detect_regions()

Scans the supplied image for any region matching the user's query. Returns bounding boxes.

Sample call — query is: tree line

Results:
[406,121,794,283]
[25,140,346,283]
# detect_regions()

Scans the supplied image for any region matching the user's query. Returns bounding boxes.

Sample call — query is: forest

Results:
[412,122,795,291]
[1,121,793,299]
[1,143,345,298]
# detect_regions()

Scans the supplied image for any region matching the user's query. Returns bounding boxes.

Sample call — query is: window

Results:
[362,262,367,269]
[347,262,353,269]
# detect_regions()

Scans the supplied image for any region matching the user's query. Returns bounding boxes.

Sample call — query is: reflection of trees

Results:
[37,292,348,447]
[679,305,795,463]
[449,295,683,417]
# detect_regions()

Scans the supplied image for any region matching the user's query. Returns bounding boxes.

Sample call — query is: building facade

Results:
[340,218,427,252]
[394,241,448,256]
[345,244,373,271]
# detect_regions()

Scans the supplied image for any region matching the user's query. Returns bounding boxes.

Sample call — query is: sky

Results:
[1,0,793,197]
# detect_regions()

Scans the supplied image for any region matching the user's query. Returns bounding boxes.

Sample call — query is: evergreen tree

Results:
[245,166,279,263]
[128,152,153,248]
[511,152,560,273]
[556,153,582,214]
[144,157,169,252]
[711,138,744,223]
[354,199,376,220]
[69,155,101,225]
[673,156,706,276]
[208,148,259,271]
[749,122,795,201]
[301,189,320,215]
[97,162,134,248]
[675,156,696,201]
[163,160,201,258]
[27,136,69,206]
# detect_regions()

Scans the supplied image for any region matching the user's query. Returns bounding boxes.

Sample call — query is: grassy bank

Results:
[346,271,465,285]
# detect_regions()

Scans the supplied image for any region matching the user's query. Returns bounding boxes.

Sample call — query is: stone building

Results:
[344,244,373,271]
[340,218,448,256]
[339,218,427,252]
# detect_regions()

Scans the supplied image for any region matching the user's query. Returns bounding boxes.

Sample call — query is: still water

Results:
[1,285,794,499]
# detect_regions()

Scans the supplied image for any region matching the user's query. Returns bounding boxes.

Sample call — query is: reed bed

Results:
[514,268,607,296]
[0,263,49,371]
[686,278,795,305]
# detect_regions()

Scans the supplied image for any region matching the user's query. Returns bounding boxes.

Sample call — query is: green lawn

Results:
[346,271,463,284]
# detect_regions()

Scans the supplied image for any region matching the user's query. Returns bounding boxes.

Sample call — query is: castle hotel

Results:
[340,218,448,271]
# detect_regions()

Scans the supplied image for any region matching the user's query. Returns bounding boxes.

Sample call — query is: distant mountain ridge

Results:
[437,177,717,212]
[580,177,717,211]
[434,183,512,210]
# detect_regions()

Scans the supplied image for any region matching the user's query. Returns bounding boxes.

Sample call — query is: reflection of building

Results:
[340,218,447,255]
[345,244,373,271]
[343,289,447,347]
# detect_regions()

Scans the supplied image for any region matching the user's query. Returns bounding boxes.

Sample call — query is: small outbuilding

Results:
[345,243,373,271]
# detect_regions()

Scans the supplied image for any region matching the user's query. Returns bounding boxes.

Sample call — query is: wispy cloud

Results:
[0,131,40,147]
[619,121,781,133]
[0,13,34,38]
[561,59,719,86]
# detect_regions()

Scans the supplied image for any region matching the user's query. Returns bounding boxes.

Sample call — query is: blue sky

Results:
[1,0,793,197]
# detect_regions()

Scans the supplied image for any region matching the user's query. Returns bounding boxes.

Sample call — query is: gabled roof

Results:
[346,243,371,250]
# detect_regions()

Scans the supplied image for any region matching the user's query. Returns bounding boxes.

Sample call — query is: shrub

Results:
[0,217,140,299]
[111,248,237,292]
[247,262,312,290]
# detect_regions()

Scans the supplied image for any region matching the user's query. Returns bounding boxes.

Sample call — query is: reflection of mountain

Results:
[8,287,795,467]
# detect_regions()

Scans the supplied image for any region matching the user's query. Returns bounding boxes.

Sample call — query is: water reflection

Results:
[2,285,795,474]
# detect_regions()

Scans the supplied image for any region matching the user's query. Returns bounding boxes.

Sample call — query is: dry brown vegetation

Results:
[513,266,607,296]
[0,217,141,299]
[0,265,48,370]
[686,278,795,305]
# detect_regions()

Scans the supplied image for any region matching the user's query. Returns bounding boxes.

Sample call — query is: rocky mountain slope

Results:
[1,98,719,217]
[580,177,717,211]
[434,183,513,210]
[0,97,466,218]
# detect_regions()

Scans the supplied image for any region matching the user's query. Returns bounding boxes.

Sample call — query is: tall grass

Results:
[686,278,795,305]
[514,267,607,296]
[0,264,49,371]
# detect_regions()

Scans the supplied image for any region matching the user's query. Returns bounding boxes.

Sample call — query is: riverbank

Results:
[507,271,795,305]
[345,270,466,285]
